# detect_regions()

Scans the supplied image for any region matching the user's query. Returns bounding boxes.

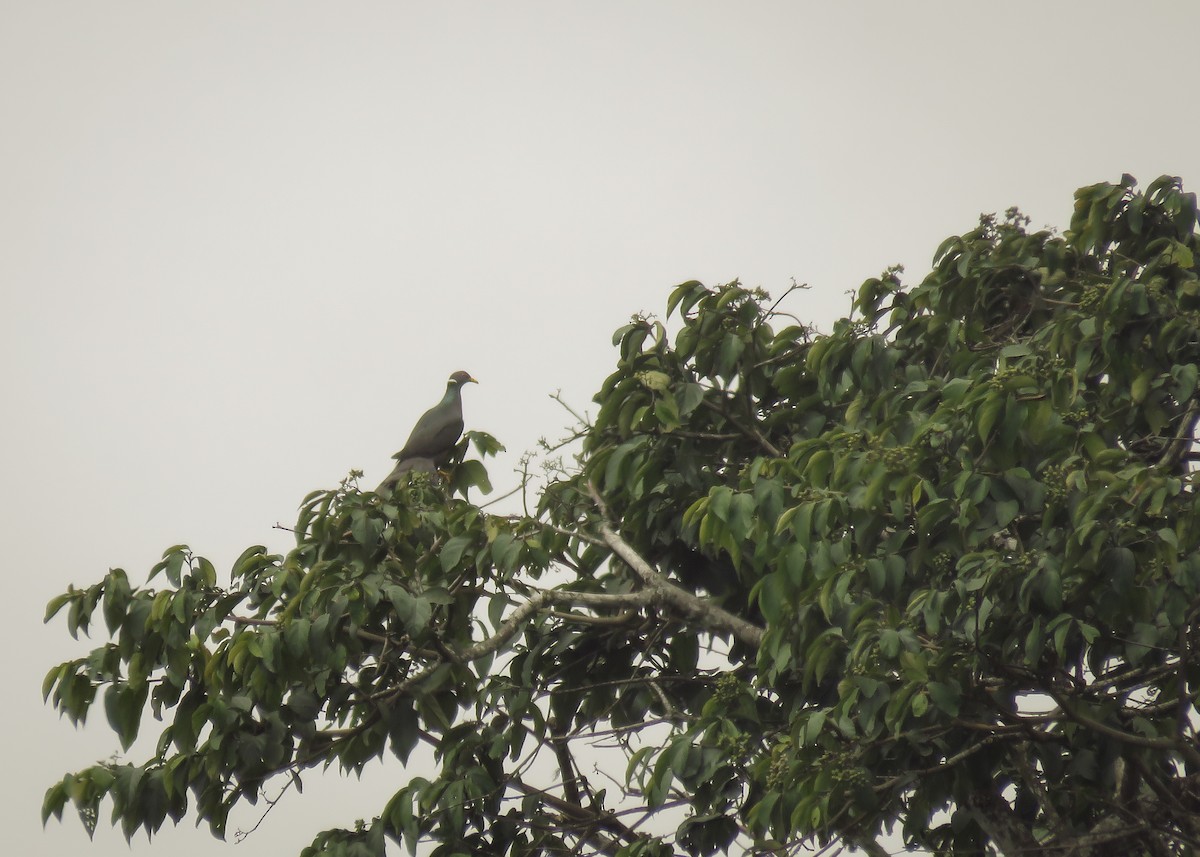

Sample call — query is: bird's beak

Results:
[467,375,479,384]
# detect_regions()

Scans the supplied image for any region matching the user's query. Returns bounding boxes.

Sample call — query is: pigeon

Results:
[376,370,476,493]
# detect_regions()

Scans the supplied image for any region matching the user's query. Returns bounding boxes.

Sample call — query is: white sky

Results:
[4,2,1199,855]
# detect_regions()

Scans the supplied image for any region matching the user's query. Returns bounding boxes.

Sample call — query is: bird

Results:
[376,370,477,493]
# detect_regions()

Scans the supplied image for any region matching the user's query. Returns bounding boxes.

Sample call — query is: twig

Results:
[233,776,295,843]
[550,390,592,428]
[479,481,525,510]
[764,280,807,318]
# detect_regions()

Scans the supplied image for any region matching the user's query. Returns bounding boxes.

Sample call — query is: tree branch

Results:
[366,587,661,704]
[845,839,892,857]
[1049,688,1200,767]
[586,482,765,649]
[233,614,402,649]
[875,730,1021,793]
[1009,741,1066,839]
[508,776,635,855]
[1180,602,1200,739]
[548,609,637,626]
[967,784,1041,857]
[1158,398,1200,469]
[702,399,785,458]
[549,717,582,807]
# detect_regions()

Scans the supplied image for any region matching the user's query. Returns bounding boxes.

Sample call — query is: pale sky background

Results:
[4,3,1200,855]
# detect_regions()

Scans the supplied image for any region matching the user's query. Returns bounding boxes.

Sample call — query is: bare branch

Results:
[764,280,807,319]
[550,390,592,428]
[478,480,526,510]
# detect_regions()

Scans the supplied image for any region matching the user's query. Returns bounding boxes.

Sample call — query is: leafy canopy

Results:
[45,175,1200,857]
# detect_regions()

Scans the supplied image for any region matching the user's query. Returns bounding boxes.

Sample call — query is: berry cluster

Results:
[1010,551,1039,573]
[1042,463,1072,504]
[765,740,793,791]
[1079,283,1107,311]
[716,730,752,759]
[1063,406,1091,427]
[817,748,871,787]
[988,365,1026,391]
[865,445,915,471]
[712,672,745,704]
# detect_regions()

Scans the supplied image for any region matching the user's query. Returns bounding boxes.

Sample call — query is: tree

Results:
[44,175,1200,856]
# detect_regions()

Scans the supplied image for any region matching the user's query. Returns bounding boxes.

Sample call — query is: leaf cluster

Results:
[43,176,1200,857]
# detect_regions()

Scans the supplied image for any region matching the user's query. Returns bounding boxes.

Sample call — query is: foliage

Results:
[44,175,1200,856]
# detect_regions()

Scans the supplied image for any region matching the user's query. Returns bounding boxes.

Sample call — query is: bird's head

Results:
[449,370,478,387]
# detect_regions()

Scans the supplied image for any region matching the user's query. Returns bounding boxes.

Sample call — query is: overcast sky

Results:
[4,3,1200,855]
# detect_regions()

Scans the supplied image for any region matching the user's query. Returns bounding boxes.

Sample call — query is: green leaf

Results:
[611,322,638,347]
[927,681,960,716]
[1169,240,1195,269]
[879,628,902,659]
[729,493,757,541]
[757,573,790,624]
[666,280,705,318]
[654,394,681,431]
[709,486,733,522]
[1131,369,1154,404]
[783,544,807,587]
[804,450,833,487]
[350,510,382,547]
[993,499,1019,528]
[454,459,493,495]
[910,691,929,717]
[42,781,68,825]
[439,535,473,572]
[976,392,1004,442]
[195,556,217,587]
[676,382,706,417]
[44,592,73,624]
[1172,363,1198,401]
[941,377,972,406]
[466,430,506,457]
[387,587,432,634]
[866,558,886,594]
[715,333,745,379]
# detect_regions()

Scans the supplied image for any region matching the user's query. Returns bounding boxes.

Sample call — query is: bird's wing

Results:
[393,395,464,461]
